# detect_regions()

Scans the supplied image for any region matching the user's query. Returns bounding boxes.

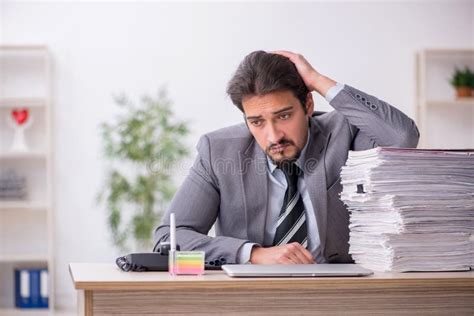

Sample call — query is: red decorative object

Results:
[8,107,33,152]
[12,109,29,125]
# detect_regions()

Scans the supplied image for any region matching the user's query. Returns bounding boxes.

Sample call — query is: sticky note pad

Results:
[174,251,205,275]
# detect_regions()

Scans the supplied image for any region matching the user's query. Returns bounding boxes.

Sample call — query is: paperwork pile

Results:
[340,147,473,272]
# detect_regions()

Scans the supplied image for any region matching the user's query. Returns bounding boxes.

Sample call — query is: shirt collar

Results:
[267,124,311,174]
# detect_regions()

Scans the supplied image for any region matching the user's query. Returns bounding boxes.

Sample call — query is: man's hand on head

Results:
[271,50,337,98]
[250,242,315,264]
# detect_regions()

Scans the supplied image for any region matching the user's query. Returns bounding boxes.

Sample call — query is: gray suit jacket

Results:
[154,85,419,267]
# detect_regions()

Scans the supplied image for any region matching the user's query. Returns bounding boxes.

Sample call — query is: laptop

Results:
[222,264,373,278]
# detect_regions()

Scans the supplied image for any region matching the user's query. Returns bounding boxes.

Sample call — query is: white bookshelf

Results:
[416,49,474,149]
[0,45,54,313]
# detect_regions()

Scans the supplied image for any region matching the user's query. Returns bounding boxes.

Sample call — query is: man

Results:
[154,50,419,266]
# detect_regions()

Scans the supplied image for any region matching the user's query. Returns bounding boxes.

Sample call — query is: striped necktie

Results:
[272,162,308,248]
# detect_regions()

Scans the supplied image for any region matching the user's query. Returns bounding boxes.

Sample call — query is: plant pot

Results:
[455,86,472,98]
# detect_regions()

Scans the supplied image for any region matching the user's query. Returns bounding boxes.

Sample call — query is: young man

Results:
[154,50,419,266]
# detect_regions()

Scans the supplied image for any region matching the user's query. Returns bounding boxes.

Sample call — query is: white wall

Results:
[0,0,3,43]
[2,0,474,310]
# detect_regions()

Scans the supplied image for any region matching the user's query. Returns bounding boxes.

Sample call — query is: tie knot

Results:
[279,162,302,187]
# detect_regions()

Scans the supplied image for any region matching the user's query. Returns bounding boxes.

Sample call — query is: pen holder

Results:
[169,251,205,275]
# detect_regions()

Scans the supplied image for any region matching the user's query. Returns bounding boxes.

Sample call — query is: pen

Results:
[169,213,176,275]
[170,213,176,252]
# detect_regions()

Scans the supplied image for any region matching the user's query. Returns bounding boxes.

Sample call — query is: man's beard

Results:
[265,138,302,167]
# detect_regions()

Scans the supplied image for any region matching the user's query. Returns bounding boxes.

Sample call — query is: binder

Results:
[14,268,49,308]
[30,270,39,307]
[14,269,30,308]
[40,270,49,308]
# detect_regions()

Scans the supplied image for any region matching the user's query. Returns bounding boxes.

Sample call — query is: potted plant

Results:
[98,89,189,252]
[450,67,474,98]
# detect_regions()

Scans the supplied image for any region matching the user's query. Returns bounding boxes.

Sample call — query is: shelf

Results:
[423,98,474,107]
[0,152,47,160]
[0,98,46,108]
[417,48,474,149]
[0,308,51,315]
[0,45,48,51]
[423,49,474,57]
[0,254,49,263]
[0,45,49,60]
[0,201,48,211]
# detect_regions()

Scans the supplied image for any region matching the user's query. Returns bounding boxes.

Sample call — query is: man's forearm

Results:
[155,225,249,266]
[309,70,419,149]
[310,73,337,97]
[329,85,420,148]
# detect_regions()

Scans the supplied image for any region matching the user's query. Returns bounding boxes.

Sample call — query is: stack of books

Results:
[340,147,473,272]
[0,169,27,200]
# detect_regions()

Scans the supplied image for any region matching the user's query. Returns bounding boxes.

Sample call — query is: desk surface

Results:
[69,263,474,290]
[70,263,474,315]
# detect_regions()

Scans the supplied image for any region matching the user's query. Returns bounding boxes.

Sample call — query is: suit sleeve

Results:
[329,85,420,150]
[153,135,250,267]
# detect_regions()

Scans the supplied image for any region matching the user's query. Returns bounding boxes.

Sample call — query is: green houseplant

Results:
[98,89,189,252]
[450,67,474,98]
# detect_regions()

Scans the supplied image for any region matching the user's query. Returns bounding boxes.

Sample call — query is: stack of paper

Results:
[340,147,473,272]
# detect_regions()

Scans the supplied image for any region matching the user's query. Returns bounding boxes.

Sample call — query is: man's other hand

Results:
[250,242,315,264]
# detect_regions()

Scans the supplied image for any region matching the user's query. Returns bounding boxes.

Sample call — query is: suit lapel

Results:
[304,119,331,255]
[239,139,268,245]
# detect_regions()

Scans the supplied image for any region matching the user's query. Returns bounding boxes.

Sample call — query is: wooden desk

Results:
[69,263,474,315]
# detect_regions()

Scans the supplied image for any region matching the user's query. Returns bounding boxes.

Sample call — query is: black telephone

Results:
[115,242,180,272]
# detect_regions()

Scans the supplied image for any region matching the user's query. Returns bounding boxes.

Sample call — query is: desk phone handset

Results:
[115,242,180,272]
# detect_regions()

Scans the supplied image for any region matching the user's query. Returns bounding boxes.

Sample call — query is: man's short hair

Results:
[226,50,309,112]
